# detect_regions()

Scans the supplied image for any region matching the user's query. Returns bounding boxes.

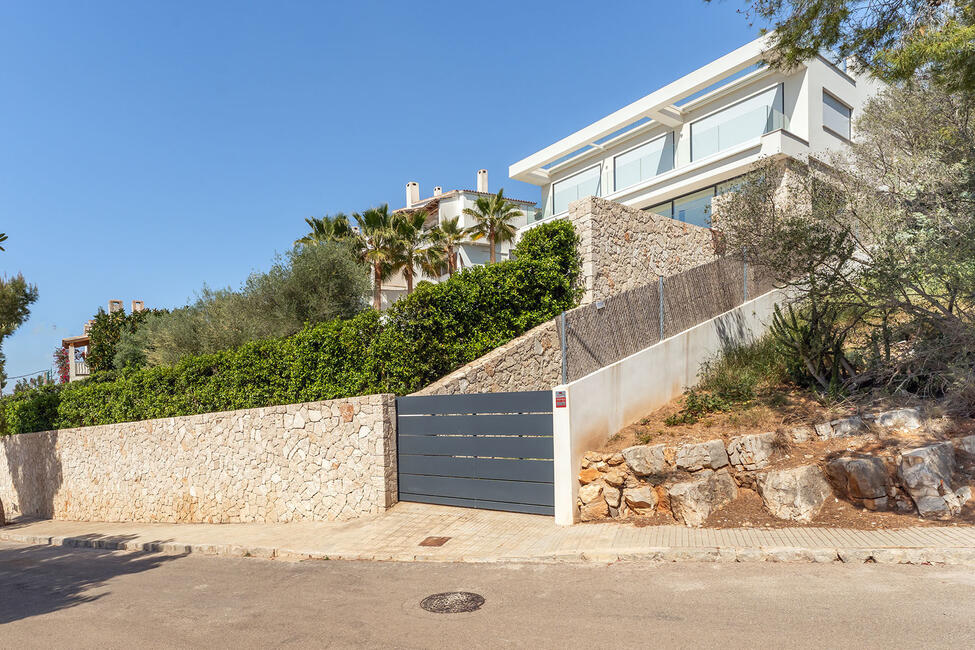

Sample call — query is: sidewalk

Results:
[3,502,975,565]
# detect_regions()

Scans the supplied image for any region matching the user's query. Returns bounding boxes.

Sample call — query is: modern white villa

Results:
[380,169,537,307]
[509,34,884,231]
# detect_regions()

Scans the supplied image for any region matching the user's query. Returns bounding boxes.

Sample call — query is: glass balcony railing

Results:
[691,106,789,161]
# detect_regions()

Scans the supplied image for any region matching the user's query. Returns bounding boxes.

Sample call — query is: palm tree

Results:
[295,214,353,246]
[391,210,445,293]
[347,205,398,310]
[462,189,522,263]
[428,216,468,275]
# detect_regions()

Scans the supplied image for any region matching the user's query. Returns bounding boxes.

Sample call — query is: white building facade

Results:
[510,35,884,231]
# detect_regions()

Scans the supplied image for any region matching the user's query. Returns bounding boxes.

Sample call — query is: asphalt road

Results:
[1,541,974,649]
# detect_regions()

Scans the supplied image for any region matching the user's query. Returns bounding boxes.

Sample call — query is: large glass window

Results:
[690,85,785,161]
[551,165,601,215]
[613,134,674,191]
[823,91,851,140]
[673,188,715,227]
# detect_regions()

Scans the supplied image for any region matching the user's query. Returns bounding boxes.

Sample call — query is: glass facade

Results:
[823,91,851,140]
[613,133,674,192]
[647,177,742,228]
[551,165,601,215]
[690,84,785,161]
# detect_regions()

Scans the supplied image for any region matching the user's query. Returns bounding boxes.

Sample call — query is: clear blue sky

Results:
[0,0,762,384]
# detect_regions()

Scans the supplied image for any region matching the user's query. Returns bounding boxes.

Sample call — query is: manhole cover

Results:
[420,591,485,614]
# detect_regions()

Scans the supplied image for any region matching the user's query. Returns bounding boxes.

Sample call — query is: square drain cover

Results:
[419,536,451,547]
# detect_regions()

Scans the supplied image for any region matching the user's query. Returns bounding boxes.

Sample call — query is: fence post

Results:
[658,275,664,339]
[743,248,749,302]
[560,311,568,384]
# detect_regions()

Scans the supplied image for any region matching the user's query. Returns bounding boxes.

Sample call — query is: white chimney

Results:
[433,186,442,197]
[108,299,123,314]
[476,169,488,193]
[131,300,145,313]
[405,181,419,208]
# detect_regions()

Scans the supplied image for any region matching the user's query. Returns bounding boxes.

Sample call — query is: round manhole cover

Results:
[420,591,485,614]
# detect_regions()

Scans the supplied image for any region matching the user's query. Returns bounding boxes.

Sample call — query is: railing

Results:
[74,360,90,377]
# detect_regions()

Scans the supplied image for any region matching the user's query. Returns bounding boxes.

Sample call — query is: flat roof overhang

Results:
[509,34,779,185]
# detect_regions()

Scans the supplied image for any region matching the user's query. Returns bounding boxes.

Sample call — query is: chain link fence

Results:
[559,255,776,382]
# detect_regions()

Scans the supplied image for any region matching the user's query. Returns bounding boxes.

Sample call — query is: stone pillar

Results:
[67,343,76,382]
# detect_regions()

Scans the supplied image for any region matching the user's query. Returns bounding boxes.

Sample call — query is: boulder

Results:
[578,483,603,504]
[607,453,625,466]
[830,416,865,438]
[675,440,729,472]
[578,467,601,484]
[954,435,975,461]
[623,486,658,515]
[602,469,625,488]
[897,442,956,518]
[668,469,738,527]
[874,407,922,430]
[727,432,776,470]
[756,465,832,522]
[622,444,668,477]
[814,422,834,439]
[789,426,814,443]
[603,485,622,509]
[825,454,892,511]
[580,498,609,521]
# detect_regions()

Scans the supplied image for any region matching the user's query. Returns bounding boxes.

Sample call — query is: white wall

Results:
[551,289,784,525]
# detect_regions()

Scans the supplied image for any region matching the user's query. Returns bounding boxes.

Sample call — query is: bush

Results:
[0,224,580,434]
[85,307,165,373]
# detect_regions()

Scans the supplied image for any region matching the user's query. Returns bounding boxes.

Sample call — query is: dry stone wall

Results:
[0,394,397,524]
[568,196,719,304]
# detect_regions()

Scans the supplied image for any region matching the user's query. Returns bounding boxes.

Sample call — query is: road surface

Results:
[1,541,973,648]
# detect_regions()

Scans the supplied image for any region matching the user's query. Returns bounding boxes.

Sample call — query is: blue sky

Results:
[0,1,762,385]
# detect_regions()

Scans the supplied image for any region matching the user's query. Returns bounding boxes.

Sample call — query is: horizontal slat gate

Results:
[396,391,554,516]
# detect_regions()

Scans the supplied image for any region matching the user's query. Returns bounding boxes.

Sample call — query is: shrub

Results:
[0,223,580,434]
[87,307,166,373]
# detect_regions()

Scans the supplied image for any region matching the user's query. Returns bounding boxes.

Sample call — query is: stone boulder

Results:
[897,442,958,518]
[623,486,658,515]
[675,440,729,472]
[954,435,975,462]
[829,416,865,438]
[622,444,668,477]
[727,432,776,471]
[578,483,608,521]
[825,454,891,511]
[668,469,738,527]
[756,465,832,522]
[874,407,922,431]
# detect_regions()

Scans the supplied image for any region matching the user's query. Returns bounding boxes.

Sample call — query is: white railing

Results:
[74,360,90,377]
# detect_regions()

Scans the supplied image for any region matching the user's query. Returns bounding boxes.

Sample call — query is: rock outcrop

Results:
[675,440,729,472]
[756,465,832,522]
[898,442,958,518]
[825,454,892,511]
[727,432,776,471]
[668,469,738,527]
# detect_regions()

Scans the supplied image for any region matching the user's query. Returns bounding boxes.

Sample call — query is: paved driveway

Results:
[2,541,974,648]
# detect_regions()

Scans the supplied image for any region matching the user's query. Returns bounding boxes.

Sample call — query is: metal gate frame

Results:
[396,391,554,515]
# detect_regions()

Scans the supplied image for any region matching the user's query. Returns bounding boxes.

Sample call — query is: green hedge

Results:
[1,220,580,435]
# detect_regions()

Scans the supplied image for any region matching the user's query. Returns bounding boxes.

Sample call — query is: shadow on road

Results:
[0,537,185,624]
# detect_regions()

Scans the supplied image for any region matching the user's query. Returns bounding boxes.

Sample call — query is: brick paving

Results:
[3,502,975,564]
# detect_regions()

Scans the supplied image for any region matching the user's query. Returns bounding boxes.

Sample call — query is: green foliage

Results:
[87,307,163,373]
[512,218,582,283]
[0,272,40,391]
[114,241,370,369]
[463,189,523,264]
[716,0,975,93]
[769,302,853,394]
[665,336,790,426]
[0,223,580,435]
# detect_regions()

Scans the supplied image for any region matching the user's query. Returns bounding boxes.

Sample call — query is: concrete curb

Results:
[4,530,975,565]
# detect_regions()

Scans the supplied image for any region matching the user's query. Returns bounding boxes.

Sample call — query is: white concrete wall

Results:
[551,289,785,525]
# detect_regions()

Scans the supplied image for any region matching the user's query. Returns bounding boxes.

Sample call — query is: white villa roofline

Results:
[509,33,778,184]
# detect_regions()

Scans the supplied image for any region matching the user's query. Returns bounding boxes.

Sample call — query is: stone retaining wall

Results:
[569,196,719,304]
[0,394,397,524]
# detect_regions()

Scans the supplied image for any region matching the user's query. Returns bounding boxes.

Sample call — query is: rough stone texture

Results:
[416,320,562,395]
[826,455,892,511]
[829,416,865,438]
[874,407,923,430]
[568,196,718,305]
[756,465,832,522]
[622,486,658,514]
[727,432,776,471]
[789,426,814,443]
[954,435,975,461]
[0,395,398,524]
[668,469,738,527]
[622,444,668,477]
[676,440,729,472]
[898,442,957,518]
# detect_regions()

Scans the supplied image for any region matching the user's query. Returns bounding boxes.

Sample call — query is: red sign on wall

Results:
[554,390,567,408]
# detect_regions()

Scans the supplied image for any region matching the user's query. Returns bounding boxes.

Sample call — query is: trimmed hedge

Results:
[1,220,580,435]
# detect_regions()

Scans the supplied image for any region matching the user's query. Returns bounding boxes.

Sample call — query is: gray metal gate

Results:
[396,391,554,515]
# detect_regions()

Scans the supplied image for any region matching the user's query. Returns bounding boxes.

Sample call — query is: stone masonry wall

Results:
[568,196,719,304]
[416,320,561,395]
[0,394,397,524]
